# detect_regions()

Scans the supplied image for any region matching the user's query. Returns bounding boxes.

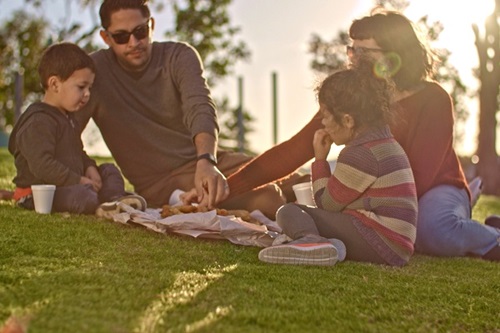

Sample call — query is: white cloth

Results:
[111,204,281,248]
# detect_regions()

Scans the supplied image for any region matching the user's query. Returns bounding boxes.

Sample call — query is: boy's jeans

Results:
[20,163,126,215]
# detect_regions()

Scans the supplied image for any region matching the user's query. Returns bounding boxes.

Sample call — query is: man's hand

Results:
[79,176,98,192]
[84,166,102,192]
[180,188,199,205]
[194,159,229,209]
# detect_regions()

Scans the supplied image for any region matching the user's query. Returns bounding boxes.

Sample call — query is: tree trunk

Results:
[474,0,500,195]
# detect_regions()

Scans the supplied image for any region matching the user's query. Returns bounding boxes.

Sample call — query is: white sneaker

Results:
[259,238,339,266]
[95,194,147,219]
[328,238,346,261]
[469,177,482,208]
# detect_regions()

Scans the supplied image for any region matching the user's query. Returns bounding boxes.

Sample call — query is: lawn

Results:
[0,148,499,333]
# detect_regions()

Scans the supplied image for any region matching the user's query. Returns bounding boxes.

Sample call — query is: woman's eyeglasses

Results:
[346,45,384,56]
[107,20,151,45]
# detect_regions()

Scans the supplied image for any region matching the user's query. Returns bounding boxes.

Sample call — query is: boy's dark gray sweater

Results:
[9,102,97,188]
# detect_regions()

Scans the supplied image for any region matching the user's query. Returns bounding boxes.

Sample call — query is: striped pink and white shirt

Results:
[312,125,417,266]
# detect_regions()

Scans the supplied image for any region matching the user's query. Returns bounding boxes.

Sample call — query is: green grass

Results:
[0,148,499,333]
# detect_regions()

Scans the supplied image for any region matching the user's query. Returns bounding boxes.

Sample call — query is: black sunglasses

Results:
[107,20,151,45]
[346,45,384,56]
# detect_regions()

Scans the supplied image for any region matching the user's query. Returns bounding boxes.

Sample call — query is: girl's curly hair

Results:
[316,56,396,131]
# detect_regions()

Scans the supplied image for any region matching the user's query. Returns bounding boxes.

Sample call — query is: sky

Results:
[216,0,493,159]
[1,0,495,159]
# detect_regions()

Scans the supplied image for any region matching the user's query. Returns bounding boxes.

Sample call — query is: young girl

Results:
[258,60,417,266]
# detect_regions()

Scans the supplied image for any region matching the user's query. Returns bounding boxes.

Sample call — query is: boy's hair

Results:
[349,10,436,90]
[317,57,395,131]
[38,42,95,90]
[99,0,151,29]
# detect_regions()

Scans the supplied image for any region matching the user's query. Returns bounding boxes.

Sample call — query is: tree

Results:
[0,11,49,131]
[165,0,250,87]
[164,0,254,153]
[216,95,255,154]
[308,1,469,144]
[1,0,254,153]
[473,0,500,195]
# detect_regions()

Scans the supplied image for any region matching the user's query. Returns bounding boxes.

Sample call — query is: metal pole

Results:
[237,76,244,152]
[272,72,278,144]
[14,71,24,123]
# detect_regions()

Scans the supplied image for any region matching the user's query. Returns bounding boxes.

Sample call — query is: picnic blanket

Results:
[109,203,281,248]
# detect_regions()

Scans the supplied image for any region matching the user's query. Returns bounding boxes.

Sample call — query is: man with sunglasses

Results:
[76,0,287,217]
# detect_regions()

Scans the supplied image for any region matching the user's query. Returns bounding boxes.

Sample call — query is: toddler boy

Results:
[8,42,145,217]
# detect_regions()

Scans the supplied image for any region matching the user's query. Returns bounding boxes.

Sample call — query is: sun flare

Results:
[407,0,496,28]
[468,1,496,25]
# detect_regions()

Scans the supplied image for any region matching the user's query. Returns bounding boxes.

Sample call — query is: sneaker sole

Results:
[258,243,338,266]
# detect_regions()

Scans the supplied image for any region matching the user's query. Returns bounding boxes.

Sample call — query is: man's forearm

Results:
[194,132,217,158]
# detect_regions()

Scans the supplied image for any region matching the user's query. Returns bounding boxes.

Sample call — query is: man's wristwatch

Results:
[197,153,217,166]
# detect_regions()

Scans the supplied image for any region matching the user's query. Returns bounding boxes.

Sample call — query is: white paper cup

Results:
[31,185,56,214]
[292,182,315,206]
[169,189,185,206]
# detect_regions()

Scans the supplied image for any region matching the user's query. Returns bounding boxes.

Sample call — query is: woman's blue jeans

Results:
[415,185,500,257]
